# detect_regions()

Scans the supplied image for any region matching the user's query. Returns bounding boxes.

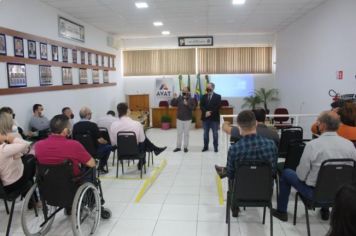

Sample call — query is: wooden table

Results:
[151,107,234,128]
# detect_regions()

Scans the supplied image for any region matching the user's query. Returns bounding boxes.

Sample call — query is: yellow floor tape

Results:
[99,176,148,180]
[134,159,167,203]
[216,175,225,206]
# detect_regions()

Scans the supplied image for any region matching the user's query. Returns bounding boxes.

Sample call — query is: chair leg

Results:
[121,160,124,175]
[263,206,266,224]
[6,199,16,236]
[116,157,119,178]
[112,150,116,167]
[305,205,311,236]
[151,152,154,166]
[226,191,230,224]
[293,193,299,225]
[147,152,150,167]
[4,199,9,214]
[270,204,273,236]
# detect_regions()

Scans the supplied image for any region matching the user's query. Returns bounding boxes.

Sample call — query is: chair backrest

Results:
[36,160,77,208]
[221,100,229,107]
[99,127,111,145]
[232,160,273,203]
[73,133,97,157]
[283,140,306,170]
[159,101,169,107]
[274,108,289,123]
[117,131,140,159]
[279,127,303,157]
[313,159,356,204]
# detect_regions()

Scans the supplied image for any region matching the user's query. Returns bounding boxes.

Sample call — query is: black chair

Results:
[226,160,274,236]
[0,179,32,236]
[293,159,356,236]
[116,131,146,178]
[99,127,117,167]
[278,126,303,158]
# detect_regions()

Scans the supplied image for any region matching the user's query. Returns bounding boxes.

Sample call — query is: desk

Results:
[151,107,233,128]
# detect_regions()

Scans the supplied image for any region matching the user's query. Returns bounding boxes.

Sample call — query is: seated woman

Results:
[0,112,35,194]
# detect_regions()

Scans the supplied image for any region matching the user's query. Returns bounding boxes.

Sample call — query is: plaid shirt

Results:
[227,134,278,179]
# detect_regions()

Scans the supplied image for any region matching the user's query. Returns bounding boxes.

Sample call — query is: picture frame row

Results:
[6,63,110,88]
[0,34,115,68]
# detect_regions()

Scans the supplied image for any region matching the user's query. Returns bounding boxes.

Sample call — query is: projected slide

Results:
[209,74,254,97]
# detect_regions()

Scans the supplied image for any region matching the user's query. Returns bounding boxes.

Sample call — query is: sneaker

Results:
[272,209,288,222]
[320,208,330,221]
[173,148,181,152]
[98,168,108,175]
[202,147,208,152]
[215,165,227,178]
[184,148,188,153]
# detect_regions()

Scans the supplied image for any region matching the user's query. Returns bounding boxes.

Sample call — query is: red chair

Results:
[159,101,169,107]
[272,108,294,129]
[220,100,229,107]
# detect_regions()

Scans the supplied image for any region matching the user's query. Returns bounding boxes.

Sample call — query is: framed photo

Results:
[95,54,99,66]
[81,51,85,64]
[103,70,109,83]
[112,57,115,68]
[40,43,48,60]
[62,67,73,85]
[62,47,68,63]
[52,45,59,61]
[39,65,52,86]
[88,52,92,65]
[13,37,24,57]
[0,34,7,55]
[27,40,37,59]
[92,69,99,84]
[79,68,88,84]
[58,16,85,43]
[7,63,27,88]
[72,49,77,63]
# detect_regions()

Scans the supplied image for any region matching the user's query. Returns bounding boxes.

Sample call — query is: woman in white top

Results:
[0,112,35,193]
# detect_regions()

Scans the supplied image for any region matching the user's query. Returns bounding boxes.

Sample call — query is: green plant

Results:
[254,88,279,112]
[241,95,262,110]
[161,114,171,123]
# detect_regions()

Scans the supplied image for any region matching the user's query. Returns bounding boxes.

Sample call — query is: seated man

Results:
[225,110,278,216]
[28,104,50,140]
[62,107,75,127]
[272,111,356,222]
[109,103,166,169]
[97,110,118,131]
[215,109,279,178]
[73,107,113,174]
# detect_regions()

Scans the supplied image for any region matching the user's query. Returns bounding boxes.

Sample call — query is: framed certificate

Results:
[7,63,27,88]
[103,70,109,83]
[79,68,88,84]
[62,67,73,85]
[40,43,48,60]
[0,34,6,55]
[28,40,37,59]
[92,69,99,84]
[39,65,52,86]
[14,37,24,57]
[58,16,85,43]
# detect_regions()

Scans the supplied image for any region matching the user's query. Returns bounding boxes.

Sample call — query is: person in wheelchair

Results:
[34,114,111,219]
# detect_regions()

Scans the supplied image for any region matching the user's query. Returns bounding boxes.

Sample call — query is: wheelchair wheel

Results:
[21,183,57,236]
[71,182,101,236]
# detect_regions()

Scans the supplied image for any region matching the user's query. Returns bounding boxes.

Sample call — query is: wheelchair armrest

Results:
[72,167,94,182]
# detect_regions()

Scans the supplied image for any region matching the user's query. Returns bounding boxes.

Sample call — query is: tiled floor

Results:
[0,128,329,236]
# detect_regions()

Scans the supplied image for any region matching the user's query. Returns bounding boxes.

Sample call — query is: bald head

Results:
[317,111,340,132]
[79,107,92,120]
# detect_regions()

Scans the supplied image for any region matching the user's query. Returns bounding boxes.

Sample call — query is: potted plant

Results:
[161,114,171,130]
[254,88,279,114]
[241,95,262,110]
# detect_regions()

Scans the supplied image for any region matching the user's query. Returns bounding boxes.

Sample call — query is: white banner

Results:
[155,78,174,106]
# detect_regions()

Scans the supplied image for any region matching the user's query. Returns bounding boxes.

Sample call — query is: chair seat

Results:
[1,182,32,200]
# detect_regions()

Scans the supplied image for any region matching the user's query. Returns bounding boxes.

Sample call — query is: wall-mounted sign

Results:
[58,16,85,43]
[178,36,213,47]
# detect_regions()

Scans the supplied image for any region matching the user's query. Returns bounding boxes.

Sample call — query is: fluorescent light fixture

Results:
[161,31,170,35]
[135,2,148,8]
[233,0,246,5]
[153,21,163,26]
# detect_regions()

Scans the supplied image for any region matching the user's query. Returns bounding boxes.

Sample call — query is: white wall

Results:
[0,0,124,129]
[276,0,356,115]
[121,34,279,114]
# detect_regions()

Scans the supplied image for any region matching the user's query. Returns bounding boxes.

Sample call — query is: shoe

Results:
[215,165,227,178]
[173,148,181,152]
[137,162,142,170]
[232,207,240,217]
[154,146,167,156]
[184,148,188,153]
[214,148,218,153]
[202,147,208,152]
[320,208,330,221]
[272,209,288,222]
[98,168,108,175]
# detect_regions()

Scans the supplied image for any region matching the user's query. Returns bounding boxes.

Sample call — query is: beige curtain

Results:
[123,49,195,76]
[198,47,272,74]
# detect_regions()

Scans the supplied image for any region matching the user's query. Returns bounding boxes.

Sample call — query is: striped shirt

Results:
[227,134,278,179]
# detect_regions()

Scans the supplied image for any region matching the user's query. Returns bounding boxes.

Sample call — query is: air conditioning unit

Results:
[107,35,120,50]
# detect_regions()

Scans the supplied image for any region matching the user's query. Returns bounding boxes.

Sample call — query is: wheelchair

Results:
[20,160,111,236]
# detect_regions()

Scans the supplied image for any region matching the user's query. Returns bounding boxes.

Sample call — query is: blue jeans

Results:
[203,120,219,149]
[277,169,314,213]
[97,144,112,169]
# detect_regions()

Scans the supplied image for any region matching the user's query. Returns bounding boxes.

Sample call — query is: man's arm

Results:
[85,158,96,168]
[296,143,313,181]
[211,94,221,114]
[188,98,196,110]
[222,121,232,135]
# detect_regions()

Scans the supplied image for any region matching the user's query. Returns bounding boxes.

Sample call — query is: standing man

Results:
[171,86,196,153]
[200,83,221,152]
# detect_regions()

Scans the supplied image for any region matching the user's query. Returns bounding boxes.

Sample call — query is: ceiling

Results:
[40,0,328,38]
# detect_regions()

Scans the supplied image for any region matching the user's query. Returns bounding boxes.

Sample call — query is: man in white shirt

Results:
[273,111,356,222]
[110,103,166,169]
[97,110,118,131]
